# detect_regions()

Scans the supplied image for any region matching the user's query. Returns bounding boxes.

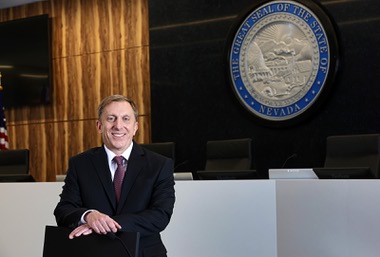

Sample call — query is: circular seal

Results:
[227,0,338,124]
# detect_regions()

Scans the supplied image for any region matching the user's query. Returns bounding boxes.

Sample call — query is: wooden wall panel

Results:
[0,0,151,181]
[125,47,151,113]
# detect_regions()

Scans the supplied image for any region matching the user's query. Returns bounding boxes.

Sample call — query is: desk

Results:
[0,180,379,257]
[162,180,277,257]
[276,180,380,257]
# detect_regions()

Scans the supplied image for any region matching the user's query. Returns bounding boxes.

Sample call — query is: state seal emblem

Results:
[227,0,338,124]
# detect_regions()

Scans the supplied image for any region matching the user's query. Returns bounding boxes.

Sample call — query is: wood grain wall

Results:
[0,0,151,181]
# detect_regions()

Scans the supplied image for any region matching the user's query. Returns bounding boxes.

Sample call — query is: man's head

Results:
[96,95,139,155]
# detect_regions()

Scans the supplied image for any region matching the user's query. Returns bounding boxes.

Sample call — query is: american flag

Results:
[0,72,9,150]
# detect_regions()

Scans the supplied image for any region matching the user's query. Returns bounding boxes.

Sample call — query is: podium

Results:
[43,226,140,257]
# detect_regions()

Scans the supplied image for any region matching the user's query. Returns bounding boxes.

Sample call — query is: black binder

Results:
[43,225,140,257]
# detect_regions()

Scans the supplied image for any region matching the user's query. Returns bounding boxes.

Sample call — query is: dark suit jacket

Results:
[54,142,175,257]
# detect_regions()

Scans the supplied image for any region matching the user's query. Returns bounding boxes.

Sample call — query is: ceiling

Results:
[0,0,45,10]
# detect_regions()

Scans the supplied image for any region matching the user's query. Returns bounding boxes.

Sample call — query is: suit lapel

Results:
[90,146,117,210]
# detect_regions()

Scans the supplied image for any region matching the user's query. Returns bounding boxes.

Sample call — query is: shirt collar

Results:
[104,142,133,164]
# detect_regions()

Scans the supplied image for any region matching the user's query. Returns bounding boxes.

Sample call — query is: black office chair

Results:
[0,149,30,175]
[323,134,380,178]
[141,142,175,162]
[204,138,252,170]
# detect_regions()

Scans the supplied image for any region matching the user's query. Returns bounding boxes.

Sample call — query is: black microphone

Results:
[105,232,133,257]
[174,160,189,170]
[106,232,117,240]
[281,153,298,168]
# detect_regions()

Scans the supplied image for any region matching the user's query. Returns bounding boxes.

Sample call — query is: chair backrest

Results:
[141,142,175,161]
[0,149,30,175]
[324,134,380,178]
[205,138,252,170]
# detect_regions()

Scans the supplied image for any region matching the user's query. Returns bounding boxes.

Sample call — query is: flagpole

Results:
[0,71,9,150]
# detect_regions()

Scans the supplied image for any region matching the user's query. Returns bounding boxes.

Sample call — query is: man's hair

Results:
[97,95,139,121]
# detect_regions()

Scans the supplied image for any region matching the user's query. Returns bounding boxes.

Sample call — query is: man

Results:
[54,95,175,257]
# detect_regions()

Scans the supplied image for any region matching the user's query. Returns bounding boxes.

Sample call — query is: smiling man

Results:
[54,95,175,257]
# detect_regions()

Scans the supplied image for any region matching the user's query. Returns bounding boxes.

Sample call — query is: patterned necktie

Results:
[113,156,126,204]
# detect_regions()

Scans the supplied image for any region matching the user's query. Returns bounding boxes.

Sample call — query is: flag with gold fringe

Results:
[0,72,9,150]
